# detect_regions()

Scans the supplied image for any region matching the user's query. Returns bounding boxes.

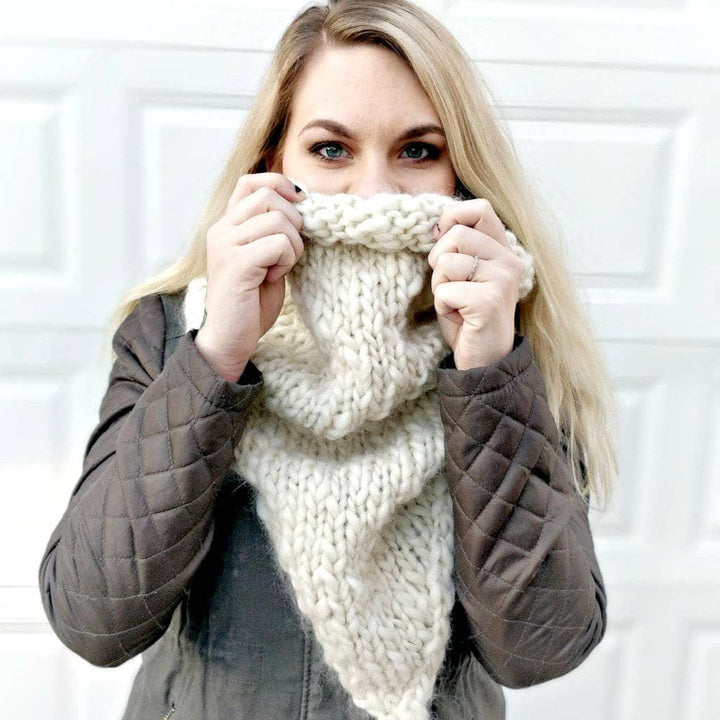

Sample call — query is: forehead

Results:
[288,44,440,130]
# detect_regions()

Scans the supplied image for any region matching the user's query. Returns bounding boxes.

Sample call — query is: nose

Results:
[346,157,399,197]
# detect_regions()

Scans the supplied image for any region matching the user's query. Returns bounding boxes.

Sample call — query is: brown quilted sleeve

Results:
[37,293,263,667]
[437,333,607,688]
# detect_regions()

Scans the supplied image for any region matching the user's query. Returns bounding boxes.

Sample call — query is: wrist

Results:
[453,339,514,370]
[194,328,250,383]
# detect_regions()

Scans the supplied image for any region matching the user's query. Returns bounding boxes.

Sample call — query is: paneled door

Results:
[1,1,718,718]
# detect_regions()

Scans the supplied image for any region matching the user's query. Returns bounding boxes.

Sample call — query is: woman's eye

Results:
[402,143,440,161]
[309,141,441,164]
[311,142,347,162]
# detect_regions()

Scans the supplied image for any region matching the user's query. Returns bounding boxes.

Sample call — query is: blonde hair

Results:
[106,0,618,507]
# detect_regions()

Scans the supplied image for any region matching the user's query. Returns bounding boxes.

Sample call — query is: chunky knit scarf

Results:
[183,191,536,720]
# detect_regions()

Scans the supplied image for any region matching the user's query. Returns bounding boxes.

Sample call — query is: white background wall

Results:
[1,1,719,718]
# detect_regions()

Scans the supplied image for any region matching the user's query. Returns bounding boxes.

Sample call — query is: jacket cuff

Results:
[172,329,264,411]
[436,333,531,394]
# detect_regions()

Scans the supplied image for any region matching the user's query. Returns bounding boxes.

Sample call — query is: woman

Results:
[38,1,618,719]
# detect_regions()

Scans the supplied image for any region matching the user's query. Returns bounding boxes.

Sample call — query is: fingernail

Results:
[433,223,441,236]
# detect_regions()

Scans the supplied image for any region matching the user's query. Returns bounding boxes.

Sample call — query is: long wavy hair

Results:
[105,0,618,507]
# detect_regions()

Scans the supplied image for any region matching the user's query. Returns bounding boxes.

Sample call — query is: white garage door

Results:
[1,1,718,718]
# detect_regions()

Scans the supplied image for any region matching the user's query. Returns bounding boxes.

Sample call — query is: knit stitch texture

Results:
[183,191,536,719]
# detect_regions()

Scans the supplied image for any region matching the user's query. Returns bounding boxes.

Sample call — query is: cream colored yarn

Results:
[183,191,536,720]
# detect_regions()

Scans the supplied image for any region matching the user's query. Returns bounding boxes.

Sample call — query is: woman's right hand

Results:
[195,173,305,382]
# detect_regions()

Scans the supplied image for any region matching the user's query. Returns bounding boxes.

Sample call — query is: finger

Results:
[428,227,504,269]
[238,233,298,282]
[433,281,491,327]
[431,253,491,292]
[432,281,467,327]
[228,186,304,232]
[435,198,508,249]
[217,211,304,263]
[226,172,303,213]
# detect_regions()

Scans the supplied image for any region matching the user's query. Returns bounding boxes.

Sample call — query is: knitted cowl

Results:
[183,191,536,720]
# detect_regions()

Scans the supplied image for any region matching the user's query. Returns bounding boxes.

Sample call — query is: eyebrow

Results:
[299,119,446,142]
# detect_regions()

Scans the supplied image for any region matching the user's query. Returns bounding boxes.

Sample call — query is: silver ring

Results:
[466,255,480,282]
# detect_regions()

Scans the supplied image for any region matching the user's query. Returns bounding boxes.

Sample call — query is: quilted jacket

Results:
[38,289,607,720]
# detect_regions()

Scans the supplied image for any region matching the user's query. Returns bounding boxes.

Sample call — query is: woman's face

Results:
[269,44,457,197]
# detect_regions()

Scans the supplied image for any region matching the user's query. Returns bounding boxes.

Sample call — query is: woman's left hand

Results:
[427,198,524,370]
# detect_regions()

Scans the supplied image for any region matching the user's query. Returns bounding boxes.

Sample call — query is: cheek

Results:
[294,176,344,195]
[272,145,322,189]
[436,163,459,197]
